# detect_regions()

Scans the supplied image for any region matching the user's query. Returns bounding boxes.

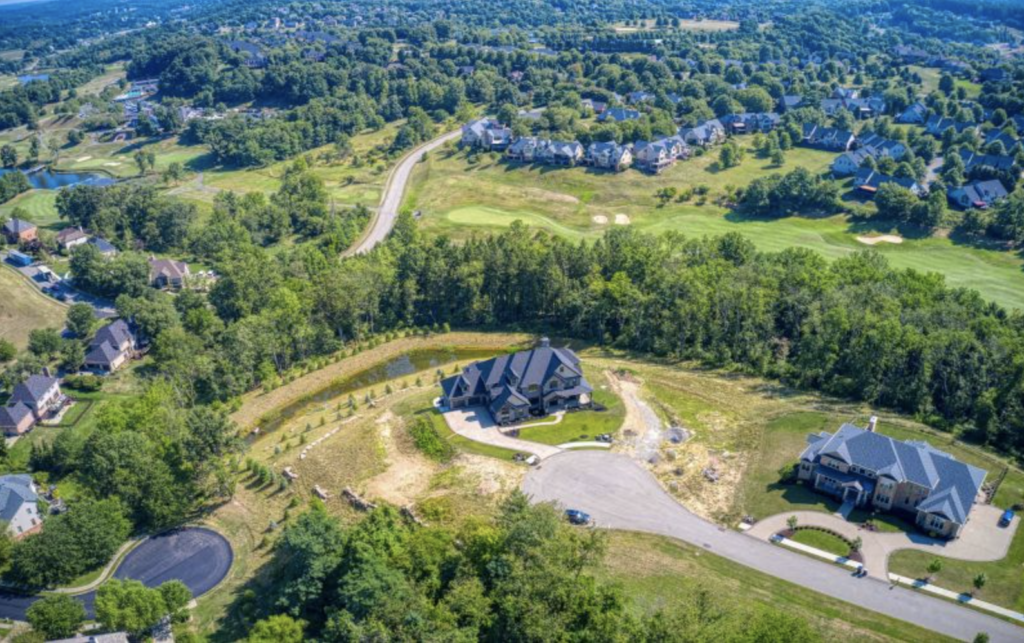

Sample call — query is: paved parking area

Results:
[439,403,562,459]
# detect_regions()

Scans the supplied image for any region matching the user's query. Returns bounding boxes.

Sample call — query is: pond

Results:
[17,74,49,85]
[5,168,116,190]
[252,347,502,438]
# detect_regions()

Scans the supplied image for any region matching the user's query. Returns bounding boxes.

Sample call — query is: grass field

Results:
[404,144,1024,311]
[0,190,60,229]
[909,65,982,99]
[0,265,66,350]
[515,367,625,445]
[790,528,852,556]
[598,531,954,642]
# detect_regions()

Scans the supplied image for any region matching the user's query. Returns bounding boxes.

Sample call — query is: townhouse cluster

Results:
[460,116,735,175]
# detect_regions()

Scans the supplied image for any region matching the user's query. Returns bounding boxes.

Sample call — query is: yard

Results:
[515,367,625,445]
[789,527,853,557]
[403,143,1024,311]
[598,531,954,642]
[0,265,67,351]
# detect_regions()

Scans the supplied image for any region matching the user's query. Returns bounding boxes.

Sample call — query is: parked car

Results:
[597,433,614,443]
[1000,509,1015,527]
[565,509,591,525]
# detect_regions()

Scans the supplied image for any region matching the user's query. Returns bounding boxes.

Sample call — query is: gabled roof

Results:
[442,345,589,404]
[0,474,35,523]
[800,423,986,524]
[88,237,117,254]
[951,180,1009,206]
[10,374,58,406]
[600,107,641,122]
[3,218,36,235]
[959,149,1016,172]
[92,319,132,351]
[85,341,121,367]
[56,227,88,244]
[0,403,32,428]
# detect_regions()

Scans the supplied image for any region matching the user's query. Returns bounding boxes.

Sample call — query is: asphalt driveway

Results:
[0,527,232,621]
[523,450,1024,642]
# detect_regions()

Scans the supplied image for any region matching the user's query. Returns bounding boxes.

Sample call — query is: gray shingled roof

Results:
[92,319,132,351]
[800,424,986,524]
[3,218,36,235]
[85,341,121,367]
[10,374,58,406]
[443,345,591,404]
[0,474,35,523]
[0,403,32,428]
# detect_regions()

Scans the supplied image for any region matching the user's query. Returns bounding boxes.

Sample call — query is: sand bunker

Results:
[614,214,631,225]
[856,234,903,245]
[75,156,92,163]
[592,215,608,225]
[103,162,122,167]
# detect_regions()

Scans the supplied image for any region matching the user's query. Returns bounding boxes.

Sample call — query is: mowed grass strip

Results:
[598,531,955,642]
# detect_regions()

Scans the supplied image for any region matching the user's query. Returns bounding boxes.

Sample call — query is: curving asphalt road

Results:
[345,129,462,256]
[523,451,1024,643]
[0,527,232,621]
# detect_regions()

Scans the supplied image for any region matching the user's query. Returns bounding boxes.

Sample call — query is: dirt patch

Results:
[614,213,631,225]
[592,215,608,225]
[522,187,580,204]
[455,453,523,496]
[364,411,437,506]
[856,234,903,246]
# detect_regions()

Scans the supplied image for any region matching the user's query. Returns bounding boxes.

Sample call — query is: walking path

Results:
[523,450,1024,642]
[345,129,461,255]
[888,573,1024,623]
[53,537,145,594]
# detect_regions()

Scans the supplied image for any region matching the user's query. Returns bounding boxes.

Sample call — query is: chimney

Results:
[42,367,51,378]
[539,337,550,348]
[867,416,878,432]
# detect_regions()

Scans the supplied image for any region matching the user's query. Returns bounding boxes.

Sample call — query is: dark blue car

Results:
[565,509,591,525]
[1000,509,1014,527]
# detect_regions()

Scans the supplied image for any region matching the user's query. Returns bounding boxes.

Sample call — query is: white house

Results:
[0,475,40,538]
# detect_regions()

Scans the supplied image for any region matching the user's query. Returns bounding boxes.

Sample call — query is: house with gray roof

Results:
[948,180,1009,210]
[853,168,927,198]
[0,474,40,537]
[84,319,136,373]
[959,149,1017,174]
[0,403,34,436]
[9,374,63,421]
[440,338,592,425]
[598,107,641,123]
[897,102,929,125]
[2,218,37,245]
[584,141,633,171]
[633,136,688,174]
[461,118,513,151]
[679,119,726,147]
[798,419,986,538]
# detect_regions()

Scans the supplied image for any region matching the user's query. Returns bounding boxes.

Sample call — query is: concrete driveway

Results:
[748,504,1018,579]
[440,404,562,459]
[523,450,1024,642]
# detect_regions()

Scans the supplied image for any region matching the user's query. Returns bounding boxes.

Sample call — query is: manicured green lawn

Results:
[790,528,851,557]
[516,368,625,445]
[909,65,982,98]
[0,190,60,229]
[598,531,955,642]
[405,144,1024,311]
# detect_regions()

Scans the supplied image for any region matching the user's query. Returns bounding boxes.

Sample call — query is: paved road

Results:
[345,129,461,256]
[0,527,232,621]
[523,451,1024,643]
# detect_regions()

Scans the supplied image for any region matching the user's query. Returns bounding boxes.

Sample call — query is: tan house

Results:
[84,319,136,373]
[56,226,90,251]
[149,257,190,289]
[2,218,37,245]
[798,418,987,539]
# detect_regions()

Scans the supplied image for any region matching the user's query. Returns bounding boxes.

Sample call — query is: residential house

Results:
[506,137,546,163]
[679,119,726,147]
[440,338,593,425]
[798,419,986,539]
[84,319,136,373]
[56,226,89,252]
[0,404,33,436]
[626,90,654,104]
[543,140,584,166]
[893,45,930,63]
[87,237,118,258]
[633,137,688,174]
[721,112,780,134]
[2,218,37,245]
[781,95,805,111]
[846,97,887,119]
[897,103,929,125]
[584,141,633,171]
[925,116,977,137]
[581,98,608,114]
[10,374,63,420]
[801,124,856,152]
[149,258,190,289]
[854,168,927,198]
[948,180,1009,209]
[226,41,267,68]
[0,475,40,537]
[857,133,908,160]
[461,118,513,151]
[598,107,641,123]
[983,129,1020,154]
[831,148,876,176]
[959,149,1017,174]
